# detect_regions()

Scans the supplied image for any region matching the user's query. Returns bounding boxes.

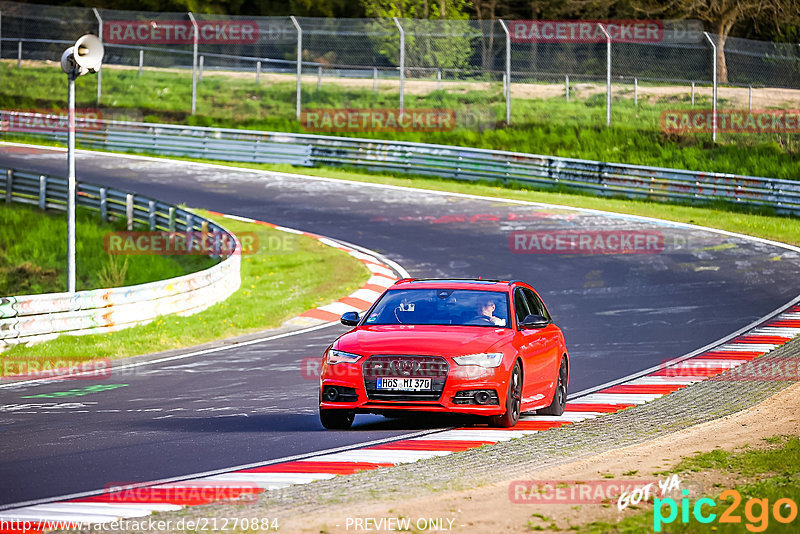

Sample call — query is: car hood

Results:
[335,325,512,357]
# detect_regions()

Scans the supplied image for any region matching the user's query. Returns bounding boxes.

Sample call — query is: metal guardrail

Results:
[3,113,800,216]
[0,166,241,349]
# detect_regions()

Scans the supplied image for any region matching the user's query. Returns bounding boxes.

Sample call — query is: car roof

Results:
[390,278,523,290]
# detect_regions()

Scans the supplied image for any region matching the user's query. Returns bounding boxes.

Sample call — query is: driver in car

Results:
[470,298,506,326]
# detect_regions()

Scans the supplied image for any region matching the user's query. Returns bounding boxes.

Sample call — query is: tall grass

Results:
[1,63,798,180]
[0,202,215,295]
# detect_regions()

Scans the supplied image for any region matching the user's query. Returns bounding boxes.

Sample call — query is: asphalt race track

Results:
[2,145,799,507]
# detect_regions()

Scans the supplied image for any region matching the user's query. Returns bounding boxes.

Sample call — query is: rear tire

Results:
[320,408,355,429]
[538,358,567,416]
[490,361,522,428]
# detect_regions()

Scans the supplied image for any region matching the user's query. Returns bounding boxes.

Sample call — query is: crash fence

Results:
[2,0,800,133]
[0,165,241,350]
[6,115,798,217]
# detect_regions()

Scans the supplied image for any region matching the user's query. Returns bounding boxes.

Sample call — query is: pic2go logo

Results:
[654,489,798,532]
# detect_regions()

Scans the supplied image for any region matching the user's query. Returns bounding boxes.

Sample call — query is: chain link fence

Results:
[1,0,799,141]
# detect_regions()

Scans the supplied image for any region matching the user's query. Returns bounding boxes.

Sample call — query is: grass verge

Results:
[0,209,369,367]
[0,202,214,295]
[2,63,798,180]
[578,435,800,533]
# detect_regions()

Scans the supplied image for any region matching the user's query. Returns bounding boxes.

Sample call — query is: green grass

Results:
[0,202,214,295]
[2,62,799,180]
[1,209,370,366]
[577,436,800,533]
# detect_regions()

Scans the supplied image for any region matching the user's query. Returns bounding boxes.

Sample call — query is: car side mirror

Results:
[340,311,360,326]
[520,314,549,329]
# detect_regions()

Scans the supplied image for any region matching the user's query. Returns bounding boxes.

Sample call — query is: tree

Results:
[627,0,800,83]
[360,0,478,75]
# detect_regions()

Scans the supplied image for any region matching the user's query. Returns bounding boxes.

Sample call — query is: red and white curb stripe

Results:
[1,299,798,530]
[204,212,400,326]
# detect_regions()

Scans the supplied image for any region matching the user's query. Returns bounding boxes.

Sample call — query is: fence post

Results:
[126,194,134,231]
[703,32,717,142]
[691,81,695,107]
[188,12,198,115]
[317,65,322,90]
[565,75,569,102]
[138,49,143,76]
[748,85,752,111]
[499,19,511,124]
[6,169,12,203]
[17,40,21,68]
[199,55,204,82]
[290,16,302,121]
[634,77,638,107]
[92,8,102,104]
[437,68,441,90]
[168,206,176,231]
[393,17,405,114]
[597,23,611,127]
[100,187,107,221]
[148,200,156,230]
[373,67,378,93]
[186,213,195,251]
[256,60,261,84]
[39,175,46,210]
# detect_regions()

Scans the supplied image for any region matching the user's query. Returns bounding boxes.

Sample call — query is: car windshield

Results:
[363,288,510,328]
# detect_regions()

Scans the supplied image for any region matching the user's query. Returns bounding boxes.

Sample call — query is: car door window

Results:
[523,288,551,321]
[513,288,531,327]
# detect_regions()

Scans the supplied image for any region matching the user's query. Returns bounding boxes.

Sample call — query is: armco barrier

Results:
[0,166,241,349]
[4,112,799,216]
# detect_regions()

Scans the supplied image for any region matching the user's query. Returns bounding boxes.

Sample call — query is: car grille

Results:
[362,355,448,401]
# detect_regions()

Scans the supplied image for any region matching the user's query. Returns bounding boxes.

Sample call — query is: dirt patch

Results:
[279,382,800,533]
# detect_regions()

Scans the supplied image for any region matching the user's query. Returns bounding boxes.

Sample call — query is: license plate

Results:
[376,377,432,391]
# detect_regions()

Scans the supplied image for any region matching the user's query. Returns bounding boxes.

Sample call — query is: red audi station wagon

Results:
[318,279,569,429]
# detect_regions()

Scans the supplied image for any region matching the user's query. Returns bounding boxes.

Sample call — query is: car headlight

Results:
[326,349,363,365]
[453,352,504,368]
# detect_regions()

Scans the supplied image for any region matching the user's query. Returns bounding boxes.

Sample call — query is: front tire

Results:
[538,358,567,416]
[490,361,522,428]
[320,408,355,429]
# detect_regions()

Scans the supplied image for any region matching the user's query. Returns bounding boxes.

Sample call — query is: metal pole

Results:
[199,55,204,82]
[691,82,695,107]
[634,77,638,107]
[598,23,611,127]
[17,40,21,68]
[67,74,76,293]
[393,17,405,114]
[499,19,511,124]
[704,32,717,142]
[565,75,569,102]
[256,60,261,84]
[290,16,302,120]
[437,68,441,90]
[317,65,322,90]
[138,49,143,76]
[92,8,102,104]
[748,85,752,111]
[188,12,198,115]
[373,67,378,93]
